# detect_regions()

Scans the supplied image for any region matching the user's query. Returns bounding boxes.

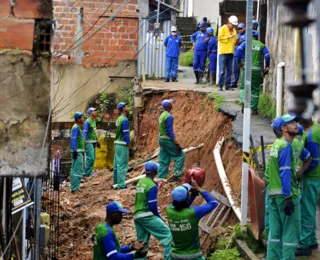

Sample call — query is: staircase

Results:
[176,17,198,52]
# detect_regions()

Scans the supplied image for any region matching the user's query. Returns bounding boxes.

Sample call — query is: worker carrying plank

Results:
[133,161,172,260]
[70,112,85,192]
[166,170,219,260]
[113,102,130,190]
[93,201,148,260]
[158,99,185,180]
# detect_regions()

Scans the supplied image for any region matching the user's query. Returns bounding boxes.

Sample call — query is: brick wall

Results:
[53,0,139,68]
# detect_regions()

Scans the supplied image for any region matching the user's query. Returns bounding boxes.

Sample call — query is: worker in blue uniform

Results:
[164,26,182,83]
[206,27,217,85]
[190,21,209,84]
[231,23,246,88]
[253,20,259,30]
[197,17,210,30]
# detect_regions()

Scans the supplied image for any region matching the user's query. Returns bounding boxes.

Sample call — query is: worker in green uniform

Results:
[133,161,172,260]
[236,30,270,115]
[264,118,311,237]
[166,170,218,260]
[158,99,185,179]
[93,201,148,260]
[267,114,304,260]
[83,107,100,177]
[70,112,85,192]
[296,119,320,256]
[113,102,130,189]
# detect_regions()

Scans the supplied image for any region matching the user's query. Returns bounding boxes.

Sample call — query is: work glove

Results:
[72,151,78,160]
[284,197,294,216]
[131,241,147,251]
[134,249,148,259]
[96,142,101,149]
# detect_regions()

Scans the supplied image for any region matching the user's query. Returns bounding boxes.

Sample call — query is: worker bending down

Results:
[93,201,147,260]
[166,169,218,260]
[158,99,185,179]
[133,161,172,260]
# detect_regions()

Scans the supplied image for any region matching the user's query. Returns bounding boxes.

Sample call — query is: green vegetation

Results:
[258,93,276,119]
[209,248,242,260]
[179,50,193,66]
[207,92,226,111]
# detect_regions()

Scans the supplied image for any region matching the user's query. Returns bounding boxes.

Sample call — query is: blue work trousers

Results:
[232,57,240,86]
[209,52,217,75]
[193,50,207,72]
[166,56,179,80]
[218,54,234,88]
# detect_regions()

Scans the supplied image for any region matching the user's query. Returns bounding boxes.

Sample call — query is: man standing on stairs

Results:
[296,119,320,257]
[158,99,185,180]
[190,21,209,84]
[164,26,182,83]
[206,27,217,85]
[83,107,100,178]
[113,102,130,190]
[267,114,302,260]
[70,112,85,192]
[133,161,172,260]
[217,15,238,91]
[236,30,270,115]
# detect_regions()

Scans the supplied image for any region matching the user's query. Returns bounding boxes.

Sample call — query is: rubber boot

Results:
[172,77,178,82]
[295,248,312,257]
[198,72,203,84]
[164,78,170,82]
[194,71,199,84]
[210,73,216,85]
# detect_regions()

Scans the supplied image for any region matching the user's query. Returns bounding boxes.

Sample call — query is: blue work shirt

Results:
[190,31,209,52]
[164,35,182,58]
[207,36,217,53]
[234,32,246,53]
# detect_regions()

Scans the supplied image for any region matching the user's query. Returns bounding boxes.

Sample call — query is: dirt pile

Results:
[57,91,243,259]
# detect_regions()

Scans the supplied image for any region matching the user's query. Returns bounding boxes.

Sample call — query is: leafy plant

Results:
[207,92,226,111]
[258,93,276,119]
[209,248,242,260]
[179,50,194,66]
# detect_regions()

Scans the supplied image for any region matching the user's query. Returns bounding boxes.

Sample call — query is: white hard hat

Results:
[171,26,177,32]
[228,15,238,26]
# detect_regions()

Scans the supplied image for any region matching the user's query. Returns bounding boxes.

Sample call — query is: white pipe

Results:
[276,62,285,117]
[213,137,241,221]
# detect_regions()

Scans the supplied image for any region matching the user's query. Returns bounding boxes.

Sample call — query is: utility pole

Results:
[240,0,253,232]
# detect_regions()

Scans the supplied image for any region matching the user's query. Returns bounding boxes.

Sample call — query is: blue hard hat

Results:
[87,107,97,115]
[172,184,191,202]
[117,102,127,110]
[272,114,298,131]
[145,161,160,173]
[206,27,213,34]
[238,23,245,29]
[74,112,84,120]
[161,99,173,109]
[106,201,129,214]
[252,30,259,37]
[253,20,259,27]
[297,125,304,135]
[199,21,207,28]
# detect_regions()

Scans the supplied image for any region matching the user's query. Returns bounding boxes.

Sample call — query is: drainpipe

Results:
[276,62,285,117]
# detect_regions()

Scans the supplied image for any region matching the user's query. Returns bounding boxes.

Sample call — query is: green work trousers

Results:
[134,216,172,260]
[267,196,300,260]
[71,152,84,192]
[264,185,270,237]
[158,138,185,179]
[240,69,263,112]
[84,143,96,177]
[298,178,320,249]
[113,143,128,189]
[170,257,205,260]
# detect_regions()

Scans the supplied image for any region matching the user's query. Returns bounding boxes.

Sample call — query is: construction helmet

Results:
[199,21,207,28]
[171,26,177,32]
[184,167,206,187]
[252,30,259,37]
[206,27,214,34]
[228,15,238,26]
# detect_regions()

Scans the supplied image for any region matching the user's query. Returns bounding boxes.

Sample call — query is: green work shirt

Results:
[268,137,298,198]
[159,111,171,138]
[251,40,266,68]
[115,115,129,144]
[83,118,97,142]
[70,124,85,151]
[93,223,120,260]
[166,206,202,259]
[133,177,157,218]
[304,123,320,179]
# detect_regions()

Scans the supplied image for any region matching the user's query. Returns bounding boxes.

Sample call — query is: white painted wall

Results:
[193,0,221,28]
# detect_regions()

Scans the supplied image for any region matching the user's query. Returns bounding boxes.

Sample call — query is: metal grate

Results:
[34,20,52,57]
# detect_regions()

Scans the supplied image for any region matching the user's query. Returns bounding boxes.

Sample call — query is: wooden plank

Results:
[219,208,232,227]
[205,205,219,225]
[211,205,226,227]
[210,190,231,207]
[199,221,213,234]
